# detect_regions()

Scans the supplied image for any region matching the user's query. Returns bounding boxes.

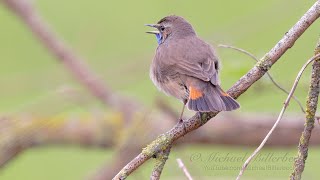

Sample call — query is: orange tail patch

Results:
[189,86,203,100]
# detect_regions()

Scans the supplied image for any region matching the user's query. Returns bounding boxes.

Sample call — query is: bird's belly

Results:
[150,68,187,100]
[161,80,187,100]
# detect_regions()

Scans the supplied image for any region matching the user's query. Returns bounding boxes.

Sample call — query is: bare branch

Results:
[218,44,306,113]
[176,158,193,180]
[236,53,320,180]
[113,1,320,179]
[290,39,320,180]
[113,153,150,179]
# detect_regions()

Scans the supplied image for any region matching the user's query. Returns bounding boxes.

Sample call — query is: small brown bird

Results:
[146,15,239,120]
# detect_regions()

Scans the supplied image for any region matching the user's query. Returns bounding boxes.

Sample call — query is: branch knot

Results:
[256,55,273,72]
[142,134,173,157]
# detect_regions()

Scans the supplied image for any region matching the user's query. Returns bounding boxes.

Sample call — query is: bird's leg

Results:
[179,99,187,122]
[179,104,185,123]
[179,99,187,133]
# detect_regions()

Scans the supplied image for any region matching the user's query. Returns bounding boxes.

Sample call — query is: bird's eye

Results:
[160,26,165,31]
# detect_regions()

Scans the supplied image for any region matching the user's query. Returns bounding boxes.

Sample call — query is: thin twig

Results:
[176,158,193,180]
[218,45,259,61]
[236,53,320,180]
[113,2,320,179]
[290,39,320,180]
[218,44,305,113]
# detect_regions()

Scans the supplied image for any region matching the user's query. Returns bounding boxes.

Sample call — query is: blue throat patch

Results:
[155,33,162,44]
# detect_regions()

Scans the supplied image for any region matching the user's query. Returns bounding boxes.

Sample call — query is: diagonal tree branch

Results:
[218,44,306,113]
[290,38,320,180]
[113,1,320,179]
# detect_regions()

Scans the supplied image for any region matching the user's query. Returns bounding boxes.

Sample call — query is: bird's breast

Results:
[149,61,165,91]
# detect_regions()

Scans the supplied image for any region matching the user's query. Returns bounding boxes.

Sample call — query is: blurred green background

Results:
[0,0,319,179]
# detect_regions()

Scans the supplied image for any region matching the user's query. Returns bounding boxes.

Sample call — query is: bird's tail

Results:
[187,83,240,112]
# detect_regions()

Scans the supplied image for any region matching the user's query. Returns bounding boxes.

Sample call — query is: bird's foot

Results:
[179,118,183,124]
[179,118,187,134]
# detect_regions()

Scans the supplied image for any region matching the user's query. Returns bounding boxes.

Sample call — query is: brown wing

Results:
[163,36,220,85]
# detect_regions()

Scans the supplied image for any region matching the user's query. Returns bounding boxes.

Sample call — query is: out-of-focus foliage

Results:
[0,0,319,179]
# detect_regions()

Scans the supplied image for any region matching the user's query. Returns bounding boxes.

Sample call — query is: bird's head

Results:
[146,15,196,45]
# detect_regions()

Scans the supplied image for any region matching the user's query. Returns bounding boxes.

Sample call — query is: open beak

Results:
[146,30,160,34]
[145,24,160,34]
